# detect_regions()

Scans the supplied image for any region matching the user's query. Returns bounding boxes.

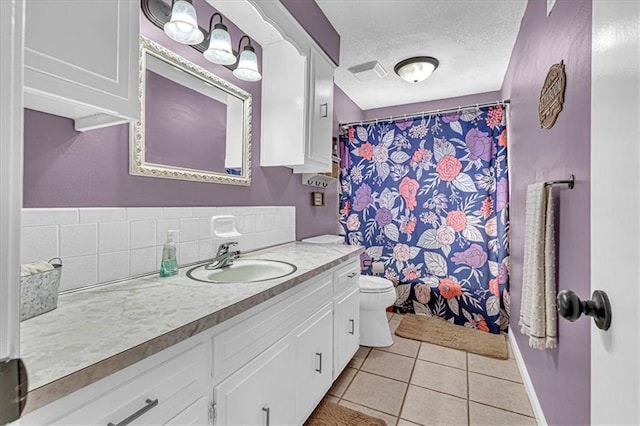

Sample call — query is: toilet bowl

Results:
[301,235,397,347]
[359,275,396,347]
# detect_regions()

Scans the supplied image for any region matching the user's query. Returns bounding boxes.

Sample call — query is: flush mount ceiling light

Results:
[394,56,439,83]
[145,0,261,82]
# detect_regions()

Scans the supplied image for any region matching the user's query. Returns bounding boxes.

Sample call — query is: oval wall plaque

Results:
[539,60,566,129]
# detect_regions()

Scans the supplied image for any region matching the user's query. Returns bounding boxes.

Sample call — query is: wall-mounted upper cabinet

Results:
[211,0,336,174]
[261,43,335,174]
[23,0,140,132]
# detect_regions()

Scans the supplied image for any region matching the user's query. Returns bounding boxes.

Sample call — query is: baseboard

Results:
[508,331,548,425]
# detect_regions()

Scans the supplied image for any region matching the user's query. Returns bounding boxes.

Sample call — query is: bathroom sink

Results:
[187,259,297,283]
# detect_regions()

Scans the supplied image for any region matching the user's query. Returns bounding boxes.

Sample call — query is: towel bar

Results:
[545,174,575,189]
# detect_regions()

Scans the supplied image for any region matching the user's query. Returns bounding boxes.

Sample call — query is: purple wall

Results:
[22,2,362,241]
[333,85,364,137]
[145,70,227,172]
[362,91,502,121]
[501,1,592,424]
[279,0,340,65]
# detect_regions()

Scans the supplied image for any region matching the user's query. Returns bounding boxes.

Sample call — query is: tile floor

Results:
[323,313,537,426]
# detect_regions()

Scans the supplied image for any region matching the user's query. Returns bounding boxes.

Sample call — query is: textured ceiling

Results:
[316,0,527,110]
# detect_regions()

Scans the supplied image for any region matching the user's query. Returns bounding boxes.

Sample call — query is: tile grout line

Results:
[394,340,419,426]
[466,352,470,426]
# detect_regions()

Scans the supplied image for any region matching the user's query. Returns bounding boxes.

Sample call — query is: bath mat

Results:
[305,400,386,426]
[395,314,508,360]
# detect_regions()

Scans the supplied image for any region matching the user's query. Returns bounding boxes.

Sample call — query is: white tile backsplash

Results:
[163,207,193,219]
[98,251,130,283]
[60,224,97,258]
[21,206,297,292]
[99,222,129,253]
[22,208,78,227]
[21,225,58,263]
[126,207,163,221]
[79,208,126,224]
[130,247,158,276]
[179,218,200,242]
[61,255,97,291]
[178,241,199,265]
[130,220,157,249]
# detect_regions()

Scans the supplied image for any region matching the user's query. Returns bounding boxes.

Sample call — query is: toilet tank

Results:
[301,235,344,244]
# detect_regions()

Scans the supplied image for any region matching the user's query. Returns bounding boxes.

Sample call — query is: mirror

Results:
[130,36,252,185]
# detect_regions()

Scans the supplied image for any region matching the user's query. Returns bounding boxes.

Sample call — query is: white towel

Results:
[20,260,54,278]
[519,183,558,349]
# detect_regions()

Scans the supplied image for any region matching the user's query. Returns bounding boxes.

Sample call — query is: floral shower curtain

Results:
[339,105,510,334]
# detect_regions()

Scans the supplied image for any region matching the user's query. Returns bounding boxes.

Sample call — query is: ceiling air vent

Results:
[348,61,387,81]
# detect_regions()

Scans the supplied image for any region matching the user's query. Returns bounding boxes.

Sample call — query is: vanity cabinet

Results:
[16,257,361,426]
[23,0,140,131]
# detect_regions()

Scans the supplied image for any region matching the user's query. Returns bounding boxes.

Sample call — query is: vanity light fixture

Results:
[163,0,204,45]
[203,13,236,66]
[394,56,439,83]
[233,36,261,82]
[157,0,262,81]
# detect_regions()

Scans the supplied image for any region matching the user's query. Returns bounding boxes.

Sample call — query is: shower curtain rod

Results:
[339,99,510,128]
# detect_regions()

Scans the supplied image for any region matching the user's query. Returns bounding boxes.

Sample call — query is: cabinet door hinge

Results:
[209,401,217,423]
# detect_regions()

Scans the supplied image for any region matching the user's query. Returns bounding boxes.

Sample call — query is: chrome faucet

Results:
[205,242,240,270]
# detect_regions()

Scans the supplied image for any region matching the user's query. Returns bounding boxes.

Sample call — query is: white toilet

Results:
[301,235,396,348]
[359,275,396,347]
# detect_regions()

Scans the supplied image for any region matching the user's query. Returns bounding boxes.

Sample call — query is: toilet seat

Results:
[360,275,394,294]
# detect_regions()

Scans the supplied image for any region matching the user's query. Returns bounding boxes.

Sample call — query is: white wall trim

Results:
[508,331,547,426]
[0,0,24,360]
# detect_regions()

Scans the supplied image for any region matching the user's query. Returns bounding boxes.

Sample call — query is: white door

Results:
[0,0,26,423]
[591,1,640,424]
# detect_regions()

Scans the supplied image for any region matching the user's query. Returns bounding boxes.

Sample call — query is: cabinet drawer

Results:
[333,259,360,295]
[212,272,332,381]
[48,342,206,425]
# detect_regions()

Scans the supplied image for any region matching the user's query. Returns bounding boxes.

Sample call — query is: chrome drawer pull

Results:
[262,407,270,426]
[347,272,358,278]
[349,319,355,335]
[315,352,323,373]
[107,398,158,426]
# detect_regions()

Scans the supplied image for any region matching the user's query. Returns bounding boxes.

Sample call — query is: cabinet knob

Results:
[315,352,322,374]
[557,289,612,330]
[349,319,355,335]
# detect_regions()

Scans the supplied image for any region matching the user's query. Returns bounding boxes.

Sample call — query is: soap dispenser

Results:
[160,230,179,277]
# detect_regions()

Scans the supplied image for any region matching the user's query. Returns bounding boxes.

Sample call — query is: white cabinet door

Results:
[165,397,209,426]
[293,304,333,423]
[304,47,334,172]
[333,287,360,377]
[215,336,295,426]
[24,0,139,131]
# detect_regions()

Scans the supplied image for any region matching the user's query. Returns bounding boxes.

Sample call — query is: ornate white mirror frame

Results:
[130,36,252,185]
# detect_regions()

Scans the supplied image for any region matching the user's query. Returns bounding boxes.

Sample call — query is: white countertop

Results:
[20,242,363,411]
